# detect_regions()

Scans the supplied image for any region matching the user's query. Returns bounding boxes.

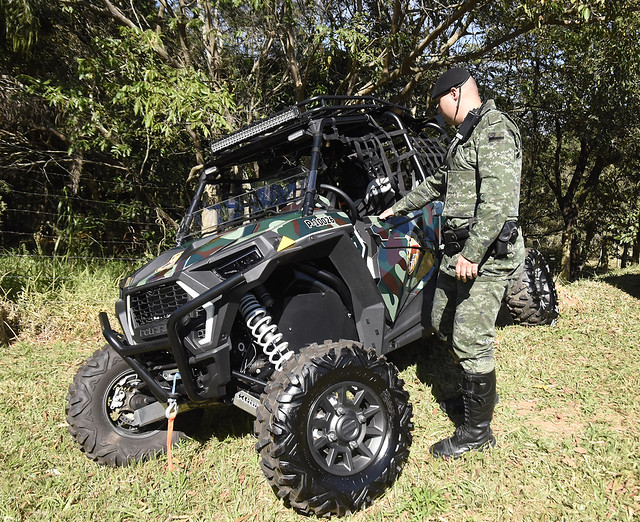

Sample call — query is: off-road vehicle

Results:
[66,96,558,517]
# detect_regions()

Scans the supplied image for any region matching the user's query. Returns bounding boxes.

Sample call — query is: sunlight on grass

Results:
[1,261,639,520]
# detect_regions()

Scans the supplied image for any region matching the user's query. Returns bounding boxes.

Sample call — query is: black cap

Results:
[431,68,471,99]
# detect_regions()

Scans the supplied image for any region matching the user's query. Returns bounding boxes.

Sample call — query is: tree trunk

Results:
[633,214,640,265]
[599,238,610,271]
[559,202,578,281]
[621,244,630,268]
[560,225,572,281]
[576,215,597,274]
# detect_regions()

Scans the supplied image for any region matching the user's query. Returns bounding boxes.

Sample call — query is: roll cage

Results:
[176,95,449,245]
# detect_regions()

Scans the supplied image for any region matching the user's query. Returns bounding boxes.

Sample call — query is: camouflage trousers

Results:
[431,272,510,374]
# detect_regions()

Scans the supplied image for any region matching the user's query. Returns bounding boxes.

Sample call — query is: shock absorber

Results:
[239,293,293,371]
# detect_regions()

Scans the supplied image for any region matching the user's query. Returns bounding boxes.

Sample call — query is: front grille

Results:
[129,284,190,328]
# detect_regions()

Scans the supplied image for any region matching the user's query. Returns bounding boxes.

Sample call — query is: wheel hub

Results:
[306,381,388,476]
[105,372,153,432]
[334,412,361,442]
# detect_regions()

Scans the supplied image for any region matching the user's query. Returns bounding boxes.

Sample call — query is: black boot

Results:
[439,394,465,419]
[439,390,499,420]
[430,370,497,459]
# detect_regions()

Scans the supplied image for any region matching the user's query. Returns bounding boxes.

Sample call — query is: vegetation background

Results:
[1,1,640,520]
[1,0,640,279]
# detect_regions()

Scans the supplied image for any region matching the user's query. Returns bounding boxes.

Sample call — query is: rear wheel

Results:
[66,345,188,466]
[254,340,413,517]
[505,248,559,326]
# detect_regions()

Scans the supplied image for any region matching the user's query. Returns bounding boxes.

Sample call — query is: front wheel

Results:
[66,345,188,466]
[254,340,413,517]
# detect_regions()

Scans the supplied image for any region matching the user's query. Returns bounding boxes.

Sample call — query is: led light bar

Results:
[210,106,301,154]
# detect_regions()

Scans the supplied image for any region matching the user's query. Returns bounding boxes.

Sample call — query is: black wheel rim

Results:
[531,262,555,311]
[306,380,387,476]
[103,371,160,436]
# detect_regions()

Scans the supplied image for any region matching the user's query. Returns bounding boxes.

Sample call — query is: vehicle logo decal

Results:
[157,252,183,277]
[277,236,296,251]
[304,215,336,228]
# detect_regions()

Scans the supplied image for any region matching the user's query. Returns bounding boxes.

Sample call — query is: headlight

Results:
[212,246,263,279]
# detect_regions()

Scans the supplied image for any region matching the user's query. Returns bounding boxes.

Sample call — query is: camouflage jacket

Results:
[392,100,524,278]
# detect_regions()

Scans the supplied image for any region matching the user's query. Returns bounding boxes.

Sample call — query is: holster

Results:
[442,226,470,257]
[441,221,518,258]
[493,221,518,258]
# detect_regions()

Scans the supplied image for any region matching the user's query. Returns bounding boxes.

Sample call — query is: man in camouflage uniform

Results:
[380,68,525,458]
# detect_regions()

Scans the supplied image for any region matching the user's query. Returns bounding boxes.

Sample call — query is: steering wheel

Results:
[318,184,358,225]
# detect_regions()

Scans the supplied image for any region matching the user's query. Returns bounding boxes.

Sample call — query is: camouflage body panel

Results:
[132,210,351,287]
[366,202,441,320]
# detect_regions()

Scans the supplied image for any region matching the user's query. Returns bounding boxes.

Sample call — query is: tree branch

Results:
[102,0,178,67]
[356,0,480,95]
[281,21,305,102]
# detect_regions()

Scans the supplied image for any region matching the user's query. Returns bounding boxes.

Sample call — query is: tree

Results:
[2,0,638,261]
[506,4,640,279]
[1,1,235,254]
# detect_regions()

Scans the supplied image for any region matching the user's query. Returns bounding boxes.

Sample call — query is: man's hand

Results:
[456,255,479,282]
[379,207,395,220]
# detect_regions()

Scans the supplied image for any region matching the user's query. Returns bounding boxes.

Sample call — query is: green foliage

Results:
[490,5,640,277]
[23,27,234,157]
[1,0,639,263]
[0,0,40,53]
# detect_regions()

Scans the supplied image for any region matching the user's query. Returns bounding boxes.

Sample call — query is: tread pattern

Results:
[505,248,559,326]
[254,340,413,517]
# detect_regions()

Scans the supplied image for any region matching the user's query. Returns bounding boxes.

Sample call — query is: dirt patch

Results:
[504,398,583,437]
[556,285,587,315]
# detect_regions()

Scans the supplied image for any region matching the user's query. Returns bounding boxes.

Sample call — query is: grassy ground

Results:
[1,259,639,521]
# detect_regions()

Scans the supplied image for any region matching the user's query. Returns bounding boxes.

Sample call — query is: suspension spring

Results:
[239,293,293,371]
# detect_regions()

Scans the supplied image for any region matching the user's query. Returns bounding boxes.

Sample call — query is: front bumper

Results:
[100,272,247,403]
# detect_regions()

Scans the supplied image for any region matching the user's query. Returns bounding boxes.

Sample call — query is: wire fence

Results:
[1,168,188,265]
[2,167,638,282]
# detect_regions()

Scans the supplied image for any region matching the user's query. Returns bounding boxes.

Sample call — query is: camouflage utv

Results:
[66,96,558,517]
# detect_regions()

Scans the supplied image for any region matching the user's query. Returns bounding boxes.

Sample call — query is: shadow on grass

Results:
[388,335,464,424]
[602,272,640,299]
[182,336,467,445]
[184,404,254,443]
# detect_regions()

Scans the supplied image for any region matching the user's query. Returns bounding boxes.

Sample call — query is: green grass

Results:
[0,255,137,343]
[1,260,639,520]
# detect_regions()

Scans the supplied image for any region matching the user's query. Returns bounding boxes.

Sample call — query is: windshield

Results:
[179,169,308,243]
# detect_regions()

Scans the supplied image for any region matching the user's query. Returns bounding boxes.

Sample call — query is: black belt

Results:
[441,221,518,258]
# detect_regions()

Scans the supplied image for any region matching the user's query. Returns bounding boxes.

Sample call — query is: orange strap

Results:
[166,410,177,471]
